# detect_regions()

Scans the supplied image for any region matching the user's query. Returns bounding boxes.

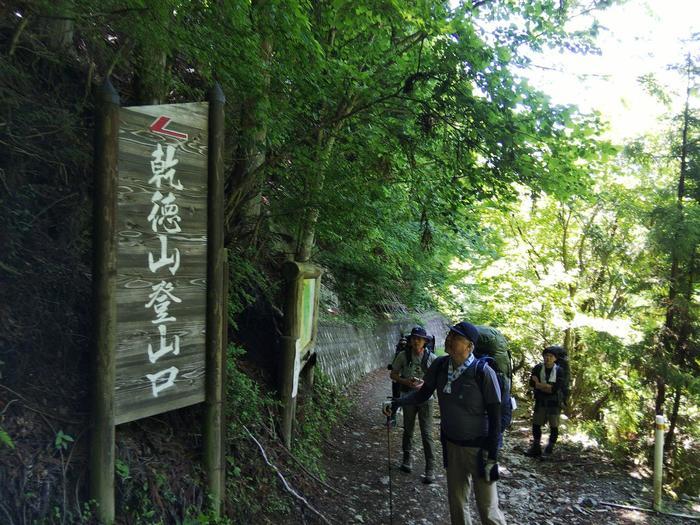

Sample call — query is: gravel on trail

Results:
[303,368,699,525]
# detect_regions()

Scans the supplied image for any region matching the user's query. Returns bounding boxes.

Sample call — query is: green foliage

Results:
[224,345,290,519]
[115,459,131,481]
[182,508,233,525]
[292,371,352,477]
[53,430,74,452]
[0,427,14,449]
[226,248,278,329]
[5,0,700,517]
[117,468,173,523]
[668,417,700,495]
[34,501,98,525]
[225,344,279,438]
[258,0,613,314]
[1,0,621,337]
[222,347,351,520]
[442,46,700,491]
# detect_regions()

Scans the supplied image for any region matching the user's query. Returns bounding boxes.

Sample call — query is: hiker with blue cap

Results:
[386,321,507,525]
[389,325,437,483]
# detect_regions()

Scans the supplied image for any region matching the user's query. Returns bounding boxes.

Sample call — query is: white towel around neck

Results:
[539,364,557,384]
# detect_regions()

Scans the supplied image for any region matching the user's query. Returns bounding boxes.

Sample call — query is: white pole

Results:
[653,414,665,511]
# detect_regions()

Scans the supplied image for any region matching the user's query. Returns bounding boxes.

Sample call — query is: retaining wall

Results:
[315,312,450,387]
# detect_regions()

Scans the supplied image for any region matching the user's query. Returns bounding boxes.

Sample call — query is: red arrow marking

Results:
[149,116,189,140]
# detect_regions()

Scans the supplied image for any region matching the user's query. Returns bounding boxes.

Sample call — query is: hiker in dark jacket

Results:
[389,326,437,483]
[525,346,564,456]
[388,321,507,525]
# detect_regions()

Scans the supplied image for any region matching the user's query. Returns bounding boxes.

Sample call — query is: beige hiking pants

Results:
[445,441,506,525]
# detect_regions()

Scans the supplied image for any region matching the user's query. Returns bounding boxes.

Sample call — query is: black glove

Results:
[483,459,499,483]
[382,400,399,417]
[478,450,499,483]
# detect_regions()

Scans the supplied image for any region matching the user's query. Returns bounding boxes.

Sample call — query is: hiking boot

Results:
[399,453,412,473]
[422,468,434,484]
[524,443,542,457]
[544,443,555,455]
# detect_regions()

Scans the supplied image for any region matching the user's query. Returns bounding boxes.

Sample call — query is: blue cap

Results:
[409,326,430,339]
[448,321,479,349]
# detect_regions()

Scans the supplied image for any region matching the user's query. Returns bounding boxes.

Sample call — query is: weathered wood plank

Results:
[125,102,208,130]
[114,102,208,424]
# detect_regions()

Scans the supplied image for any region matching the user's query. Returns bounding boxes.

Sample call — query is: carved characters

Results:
[145,142,184,397]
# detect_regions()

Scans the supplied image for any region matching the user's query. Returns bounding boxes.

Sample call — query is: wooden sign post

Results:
[90,80,226,523]
[90,79,120,524]
[204,84,226,513]
[279,261,322,447]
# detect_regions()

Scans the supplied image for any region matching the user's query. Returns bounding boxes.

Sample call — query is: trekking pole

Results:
[384,399,394,525]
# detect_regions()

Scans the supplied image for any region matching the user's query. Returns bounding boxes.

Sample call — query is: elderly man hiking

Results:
[387,321,507,525]
[389,326,437,483]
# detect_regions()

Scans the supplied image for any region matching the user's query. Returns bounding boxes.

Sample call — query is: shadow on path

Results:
[310,368,696,525]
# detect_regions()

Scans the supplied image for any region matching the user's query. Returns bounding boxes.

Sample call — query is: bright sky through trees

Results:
[521,0,700,141]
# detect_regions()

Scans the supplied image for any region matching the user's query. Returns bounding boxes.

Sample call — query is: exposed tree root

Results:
[243,425,336,525]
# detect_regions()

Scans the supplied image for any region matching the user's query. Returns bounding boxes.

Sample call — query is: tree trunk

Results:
[295,128,333,262]
[294,98,354,262]
[296,207,320,262]
[44,0,74,54]
[133,48,167,105]
[655,378,666,416]
[665,386,682,452]
[559,205,577,355]
[47,18,74,52]
[657,55,692,415]
[224,0,272,245]
[224,39,272,245]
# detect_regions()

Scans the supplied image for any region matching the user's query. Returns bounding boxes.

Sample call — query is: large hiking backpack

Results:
[475,326,512,378]
[546,345,570,409]
[425,334,436,354]
[388,335,409,371]
[474,326,513,432]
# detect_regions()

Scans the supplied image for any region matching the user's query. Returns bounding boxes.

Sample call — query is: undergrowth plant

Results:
[292,370,352,478]
[224,344,352,520]
[0,426,14,449]
[224,344,290,521]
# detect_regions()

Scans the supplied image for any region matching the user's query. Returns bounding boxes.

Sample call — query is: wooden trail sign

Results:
[115,102,208,424]
[91,80,226,523]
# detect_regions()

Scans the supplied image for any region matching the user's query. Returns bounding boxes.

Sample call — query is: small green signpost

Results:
[279,262,322,447]
[300,278,316,350]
